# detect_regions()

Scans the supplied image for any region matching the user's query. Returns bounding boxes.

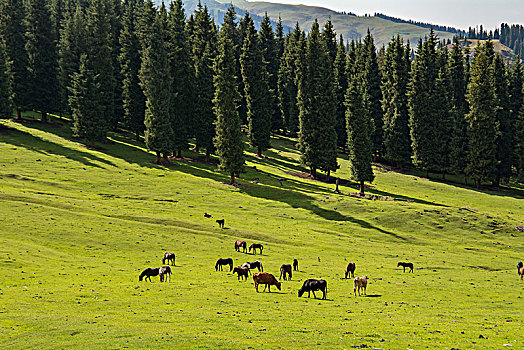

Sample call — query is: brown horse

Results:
[235,240,247,253]
[519,265,524,281]
[233,266,249,281]
[345,262,356,279]
[280,264,292,280]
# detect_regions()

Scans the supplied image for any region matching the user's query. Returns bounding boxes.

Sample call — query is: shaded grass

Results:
[0,117,523,349]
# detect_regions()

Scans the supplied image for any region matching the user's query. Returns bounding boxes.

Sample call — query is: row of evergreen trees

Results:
[0,0,523,188]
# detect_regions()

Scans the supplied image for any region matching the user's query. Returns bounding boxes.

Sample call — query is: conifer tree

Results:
[408,30,440,177]
[68,54,105,148]
[509,58,523,175]
[119,0,145,140]
[213,35,243,184]
[108,0,123,130]
[333,35,348,150]
[85,0,113,135]
[448,36,468,180]
[259,13,280,132]
[465,41,498,187]
[167,0,194,157]
[321,18,337,65]
[0,40,12,119]
[297,20,337,178]
[278,23,302,135]
[240,15,271,157]
[360,30,384,159]
[516,105,524,182]
[57,2,86,117]
[492,54,512,185]
[346,78,374,194]
[0,0,31,120]
[25,0,59,121]
[140,10,174,164]
[190,3,217,159]
[381,35,411,168]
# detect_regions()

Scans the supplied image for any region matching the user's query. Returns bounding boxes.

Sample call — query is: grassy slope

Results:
[0,116,523,349]
[219,0,456,46]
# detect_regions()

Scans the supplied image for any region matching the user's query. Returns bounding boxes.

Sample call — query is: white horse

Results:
[159,265,172,282]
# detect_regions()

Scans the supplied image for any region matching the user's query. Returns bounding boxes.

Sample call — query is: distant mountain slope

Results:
[216,0,457,46]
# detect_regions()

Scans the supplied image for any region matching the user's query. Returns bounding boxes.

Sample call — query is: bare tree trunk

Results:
[442,171,446,181]
[477,179,481,189]
[90,138,95,148]
[155,151,161,164]
[230,173,235,185]
[326,170,330,182]
[425,169,429,178]
[464,176,468,186]
[205,150,210,162]
[177,150,182,158]
[16,109,22,120]
[41,111,47,123]
[359,180,365,195]
[335,178,340,193]
[257,147,262,157]
[163,153,170,164]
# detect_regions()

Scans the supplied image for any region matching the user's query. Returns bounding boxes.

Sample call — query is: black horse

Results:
[397,262,414,273]
[293,259,299,271]
[241,260,263,273]
[249,243,263,254]
[215,258,233,271]
[162,252,175,266]
[139,267,160,282]
[345,262,356,279]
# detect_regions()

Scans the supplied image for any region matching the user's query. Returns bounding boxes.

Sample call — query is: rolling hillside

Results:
[0,115,523,348]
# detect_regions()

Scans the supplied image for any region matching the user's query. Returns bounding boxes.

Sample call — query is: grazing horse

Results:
[249,243,263,254]
[397,262,414,273]
[159,266,172,282]
[518,262,524,281]
[139,267,160,282]
[354,276,368,296]
[280,264,292,280]
[215,258,233,271]
[232,266,249,281]
[293,259,299,271]
[162,252,175,266]
[235,240,247,253]
[216,219,225,228]
[253,272,281,292]
[518,261,523,273]
[298,279,327,299]
[345,262,356,279]
[241,260,263,273]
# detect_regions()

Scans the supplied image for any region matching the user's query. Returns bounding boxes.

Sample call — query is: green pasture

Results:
[0,116,523,349]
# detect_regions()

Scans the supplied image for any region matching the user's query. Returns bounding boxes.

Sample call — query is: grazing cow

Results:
[139,267,160,282]
[162,252,175,266]
[241,261,263,273]
[280,264,292,280]
[235,240,247,253]
[353,276,368,296]
[345,262,356,279]
[159,265,172,282]
[216,219,225,228]
[204,213,212,218]
[249,243,263,254]
[232,266,249,281]
[298,279,327,300]
[293,259,299,271]
[253,272,281,292]
[397,262,414,273]
[215,258,233,271]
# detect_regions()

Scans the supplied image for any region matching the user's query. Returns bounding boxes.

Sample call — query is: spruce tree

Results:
[190,3,217,159]
[321,18,337,65]
[333,35,348,150]
[381,35,411,168]
[516,105,524,182]
[85,0,113,136]
[492,54,512,185]
[0,40,12,119]
[278,23,302,135]
[139,10,174,164]
[25,0,59,121]
[241,15,271,157]
[119,0,145,140]
[68,54,105,148]
[360,30,384,159]
[346,78,374,194]
[213,35,243,184]
[108,0,123,130]
[465,41,498,187]
[259,13,280,133]
[0,0,31,120]
[297,20,337,178]
[509,58,523,175]
[167,0,194,157]
[448,36,468,180]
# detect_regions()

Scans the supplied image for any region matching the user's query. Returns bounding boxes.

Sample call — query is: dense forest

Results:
[0,0,523,190]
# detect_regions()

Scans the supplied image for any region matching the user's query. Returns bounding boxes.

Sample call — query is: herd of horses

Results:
[138,246,524,299]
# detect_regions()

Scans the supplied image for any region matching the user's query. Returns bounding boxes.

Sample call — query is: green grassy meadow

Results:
[0,116,523,349]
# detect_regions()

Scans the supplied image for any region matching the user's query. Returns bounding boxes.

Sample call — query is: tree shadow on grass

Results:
[1,127,114,169]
